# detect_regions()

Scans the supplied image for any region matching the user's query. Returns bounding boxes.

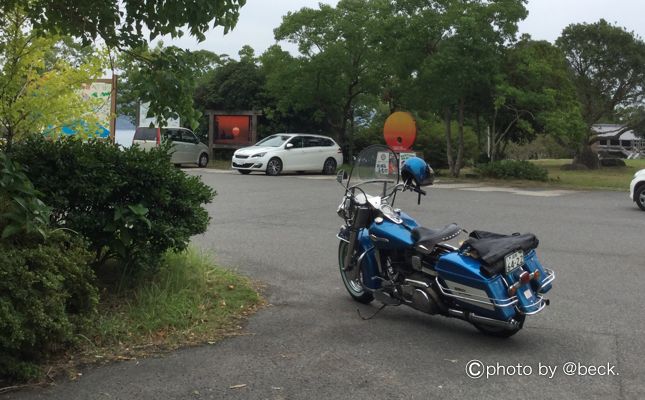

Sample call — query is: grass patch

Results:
[59,249,261,376]
[531,159,645,190]
[207,159,232,170]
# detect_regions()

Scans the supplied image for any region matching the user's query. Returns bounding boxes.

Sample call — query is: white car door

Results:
[303,136,326,170]
[283,136,307,170]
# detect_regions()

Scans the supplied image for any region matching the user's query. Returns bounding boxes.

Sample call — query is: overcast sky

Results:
[158,0,645,58]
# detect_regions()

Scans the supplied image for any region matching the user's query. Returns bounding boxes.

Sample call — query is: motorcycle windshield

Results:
[348,145,400,195]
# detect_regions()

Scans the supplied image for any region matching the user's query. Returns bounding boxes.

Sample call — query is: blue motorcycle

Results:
[336,145,554,337]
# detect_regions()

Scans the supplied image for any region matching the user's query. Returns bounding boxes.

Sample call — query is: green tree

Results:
[118,44,220,129]
[490,38,586,160]
[401,0,527,176]
[194,46,266,112]
[557,19,645,168]
[271,0,387,154]
[0,0,247,132]
[0,8,104,150]
[0,0,246,48]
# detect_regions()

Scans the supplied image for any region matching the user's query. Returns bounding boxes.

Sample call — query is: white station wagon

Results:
[231,134,343,176]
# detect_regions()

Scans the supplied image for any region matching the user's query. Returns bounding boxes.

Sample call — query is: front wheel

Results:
[338,241,373,304]
[266,157,282,176]
[472,314,525,338]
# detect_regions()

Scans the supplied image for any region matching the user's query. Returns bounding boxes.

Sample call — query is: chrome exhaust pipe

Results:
[448,309,519,329]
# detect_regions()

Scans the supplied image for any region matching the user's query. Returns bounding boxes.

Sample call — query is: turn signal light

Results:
[508,286,518,296]
[520,272,531,284]
[533,270,541,281]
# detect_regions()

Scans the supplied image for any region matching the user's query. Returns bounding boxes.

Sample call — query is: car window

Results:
[304,137,324,148]
[181,131,198,144]
[288,136,305,148]
[322,138,335,146]
[255,135,291,147]
[133,127,158,141]
[162,129,182,142]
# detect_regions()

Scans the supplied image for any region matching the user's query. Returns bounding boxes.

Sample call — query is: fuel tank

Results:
[368,211,419,250]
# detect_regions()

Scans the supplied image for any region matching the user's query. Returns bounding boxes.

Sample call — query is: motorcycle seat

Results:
[411,223,461,249]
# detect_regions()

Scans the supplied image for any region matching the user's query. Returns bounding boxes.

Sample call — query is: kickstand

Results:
[357,303,387,320]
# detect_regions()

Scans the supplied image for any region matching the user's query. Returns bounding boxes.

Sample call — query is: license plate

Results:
[504,250,524,274]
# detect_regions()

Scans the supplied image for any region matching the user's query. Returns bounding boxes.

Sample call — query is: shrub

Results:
[0,231,97,381]
[476,160,549,181]
[0,153,51,242]
[10,137,215,277]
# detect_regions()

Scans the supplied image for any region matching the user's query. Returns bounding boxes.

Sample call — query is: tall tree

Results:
[0,8,104,150]
[272,0,387,154]
[557,19,645,168]
[489,38,586,160]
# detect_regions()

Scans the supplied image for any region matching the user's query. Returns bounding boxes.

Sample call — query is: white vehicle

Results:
[629,169,645,211]
[132,127,210,167]
[232,134,343,176]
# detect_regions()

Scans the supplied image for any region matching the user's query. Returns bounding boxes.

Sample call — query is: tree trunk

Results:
[454,98,465,177]
[444,107,455,177]
[574,139,599,169]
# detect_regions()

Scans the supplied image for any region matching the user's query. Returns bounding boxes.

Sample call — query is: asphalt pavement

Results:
[7,169,645,400]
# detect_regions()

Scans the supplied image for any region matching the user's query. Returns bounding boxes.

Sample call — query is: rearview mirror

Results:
[286,143,294,149]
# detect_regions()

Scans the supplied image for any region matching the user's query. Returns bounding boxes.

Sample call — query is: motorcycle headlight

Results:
[251,152,266,158]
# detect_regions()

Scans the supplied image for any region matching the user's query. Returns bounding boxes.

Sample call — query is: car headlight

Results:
[251,152,266,158]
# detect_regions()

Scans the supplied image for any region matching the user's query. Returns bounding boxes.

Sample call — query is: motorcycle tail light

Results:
[520,271,531,284]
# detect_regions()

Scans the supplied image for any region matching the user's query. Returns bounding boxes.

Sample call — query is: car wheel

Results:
[238,170,252,175]
[198,153,209,168]
[266,158,282,176]
[322,158,337,175]
[636,185,645,211]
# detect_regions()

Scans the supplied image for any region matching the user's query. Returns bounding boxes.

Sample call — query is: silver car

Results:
[132,127,210,167]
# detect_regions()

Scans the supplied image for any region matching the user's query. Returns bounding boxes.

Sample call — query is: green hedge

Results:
[0,231,97,381]
[10,137,215,277]
[476,160,549,181]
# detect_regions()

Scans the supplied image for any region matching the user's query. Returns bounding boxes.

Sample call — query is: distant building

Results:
[592,124,644,159]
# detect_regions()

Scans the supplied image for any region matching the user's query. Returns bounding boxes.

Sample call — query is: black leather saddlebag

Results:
[463,230,539,275]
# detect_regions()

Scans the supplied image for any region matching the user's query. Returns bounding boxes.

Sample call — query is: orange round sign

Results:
[383,112,416,151]
[232,127,240,136]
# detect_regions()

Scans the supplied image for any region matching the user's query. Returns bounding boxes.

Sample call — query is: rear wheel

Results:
[338,241,373,304]
[636,185,645,211]
[198,153,209,167]
[266,157,282,176]
[472,314,525,338]
[322,158,337,175]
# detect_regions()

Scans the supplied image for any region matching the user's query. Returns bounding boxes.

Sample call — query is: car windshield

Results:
[255,135,291,147]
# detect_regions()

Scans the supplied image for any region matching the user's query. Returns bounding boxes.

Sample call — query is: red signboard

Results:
[214,115,252,145]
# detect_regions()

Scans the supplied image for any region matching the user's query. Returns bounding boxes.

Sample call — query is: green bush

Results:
[476,160,549,181]
[0,153,51,242]
[0,231,97,381]
[10,137,215,277]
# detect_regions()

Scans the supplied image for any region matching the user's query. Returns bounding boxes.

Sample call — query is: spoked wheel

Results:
[266,157,282,176]
[322,158,337,175]
[472,314,525,338]
[338,241,373,304]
